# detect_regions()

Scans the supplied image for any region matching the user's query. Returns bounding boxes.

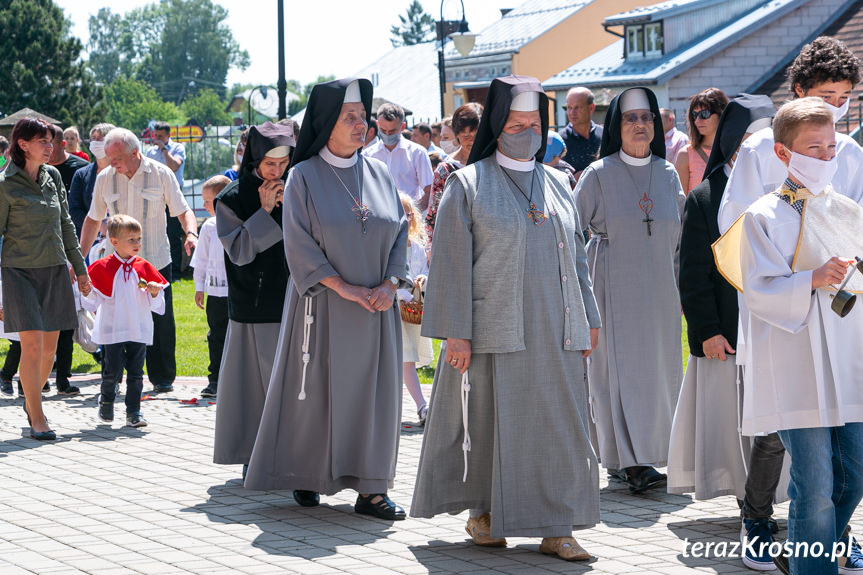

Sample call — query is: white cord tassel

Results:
[735,364,749,475]
[298,296,314,400]
[460,370,471,482]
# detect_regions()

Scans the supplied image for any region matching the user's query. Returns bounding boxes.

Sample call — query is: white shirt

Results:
[190,217,228,297]
[741,192,863,435]
[397,240,429,302]
[88,156,191,270]
[664,127,689,164]
[363,137,434,201]
[82,254,166,345]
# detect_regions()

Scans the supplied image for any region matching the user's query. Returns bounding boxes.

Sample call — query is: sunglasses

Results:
[691,109,715,121]
[622,112,655,125]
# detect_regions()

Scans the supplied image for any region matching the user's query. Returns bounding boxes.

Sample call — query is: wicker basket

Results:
[399,283,424,325]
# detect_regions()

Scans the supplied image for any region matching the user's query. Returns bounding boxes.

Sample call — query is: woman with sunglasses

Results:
[675,88,729,194]
[574,87,684,494]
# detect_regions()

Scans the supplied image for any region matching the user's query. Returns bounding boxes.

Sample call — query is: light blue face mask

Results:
[379,131,401,147]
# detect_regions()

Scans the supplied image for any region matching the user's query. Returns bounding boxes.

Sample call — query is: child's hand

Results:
[147,282,163,297]
[195,291,205,309]
[812,257,852,289]
[78,275,92,297]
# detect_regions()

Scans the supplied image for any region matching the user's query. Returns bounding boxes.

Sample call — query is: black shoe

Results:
[292,490,320,507]
[607,468,628,482]
[125,412,147,428]
[773,551,790,574]
[30,428,56,441]
[42,381,50,392]
[56,384,80,396]
[152,383,174,393]
[200,385,217,398]
[354,494,406,520]
[0,378,12,397]
[625,466,667,494]
[242,464,248,480]
[97,395,114,423]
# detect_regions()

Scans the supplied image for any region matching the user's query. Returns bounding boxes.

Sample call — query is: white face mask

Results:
[441,139,458,155]
[823,99,849,123]
[89,140,106,159]
[785,148,838,194]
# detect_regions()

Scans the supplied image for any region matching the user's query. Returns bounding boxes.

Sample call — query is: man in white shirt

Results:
[411,121,448,159]
[660,108,689,164]
[364,103,434,210]
[79,128,199,394]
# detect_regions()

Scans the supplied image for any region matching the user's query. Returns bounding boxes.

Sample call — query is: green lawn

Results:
[0,281,691,380]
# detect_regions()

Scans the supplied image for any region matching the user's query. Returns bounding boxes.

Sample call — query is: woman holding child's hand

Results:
[0,117,91,441]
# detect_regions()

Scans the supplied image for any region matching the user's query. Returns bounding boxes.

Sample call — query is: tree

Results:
[0,0,103,128]
[180,88,231,126]
[390,0,435,47]
[103,76,184,133]
[85,0,249,102]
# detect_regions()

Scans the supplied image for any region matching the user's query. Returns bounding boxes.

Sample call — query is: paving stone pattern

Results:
[0,375,857,574]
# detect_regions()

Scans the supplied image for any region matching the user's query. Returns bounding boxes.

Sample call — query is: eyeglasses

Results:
[691,109,714,121]
[622,112,655,125]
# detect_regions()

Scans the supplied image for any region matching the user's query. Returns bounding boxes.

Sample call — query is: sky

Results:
[54,0,514,90]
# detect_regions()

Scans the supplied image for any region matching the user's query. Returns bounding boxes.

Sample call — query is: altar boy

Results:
[83,215,167,428]
[740,97,863,574]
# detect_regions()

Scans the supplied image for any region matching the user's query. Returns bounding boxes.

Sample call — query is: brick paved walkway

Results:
[0,374,856,574]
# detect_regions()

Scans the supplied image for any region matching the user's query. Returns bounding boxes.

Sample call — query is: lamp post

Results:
[277,0,287,120]
[437,0,477,119]
[247,85,271,126]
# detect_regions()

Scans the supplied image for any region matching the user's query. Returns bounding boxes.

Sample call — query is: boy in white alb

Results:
[83,215,167,428]
[739,98,863,574]
[190,176,229,398]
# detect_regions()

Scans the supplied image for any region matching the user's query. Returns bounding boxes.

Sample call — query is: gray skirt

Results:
[2,265,77,332]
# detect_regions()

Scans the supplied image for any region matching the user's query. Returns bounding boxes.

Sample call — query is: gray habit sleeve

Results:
[215,201,282,266]
[281,167,338,297]
[572,202,601,329]
[420,176,473,341]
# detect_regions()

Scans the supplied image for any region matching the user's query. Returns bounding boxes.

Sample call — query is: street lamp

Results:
[247,85,271,126]
[437,0,477,118]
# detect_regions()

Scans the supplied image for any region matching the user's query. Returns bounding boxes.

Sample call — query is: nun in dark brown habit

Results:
[243,78,410,521]
[411,75,601,560]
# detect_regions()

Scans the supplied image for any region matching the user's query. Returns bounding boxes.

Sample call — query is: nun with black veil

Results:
[667,95,778,503]
[411,75,601,561]
[212,122,294,474]
[574,87,684,494]
[243,78,410,521]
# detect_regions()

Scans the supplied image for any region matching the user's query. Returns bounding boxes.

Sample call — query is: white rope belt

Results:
[460,370,471,482]
[735,364,748,475]
[298,296,314,400]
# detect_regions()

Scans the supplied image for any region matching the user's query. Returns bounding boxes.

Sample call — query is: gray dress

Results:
[212,201,282,465]
[412,160,600,538]
[243,154,409,495]
[575,153,683,470]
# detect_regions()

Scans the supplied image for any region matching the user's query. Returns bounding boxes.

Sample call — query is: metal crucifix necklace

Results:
[502,169,546,226]
[622,157,655,236]
[328,162,369,234]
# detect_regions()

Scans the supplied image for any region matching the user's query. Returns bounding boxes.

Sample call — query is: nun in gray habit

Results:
[212,122,294,472]
[411,75,602,561]
[243,78,410,520]
[574,87,684,494]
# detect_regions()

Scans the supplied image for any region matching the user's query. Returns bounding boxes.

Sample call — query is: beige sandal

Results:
[465,513,507,547]
[539,536,591,561]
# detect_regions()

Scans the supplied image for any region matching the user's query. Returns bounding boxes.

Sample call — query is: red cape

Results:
[87,254,167,298]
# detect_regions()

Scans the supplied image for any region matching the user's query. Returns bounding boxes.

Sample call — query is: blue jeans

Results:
[777,423,863,574]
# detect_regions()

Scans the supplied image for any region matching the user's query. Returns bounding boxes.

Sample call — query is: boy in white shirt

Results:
[190,176,229,398]
[83,215,167,428]
[740,98,863,574]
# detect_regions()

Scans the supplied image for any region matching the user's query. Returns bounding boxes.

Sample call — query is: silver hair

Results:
[89,123,116,139]
[104,127,140,152]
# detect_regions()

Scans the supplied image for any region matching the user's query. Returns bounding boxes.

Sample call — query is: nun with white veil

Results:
[243,78,410,521]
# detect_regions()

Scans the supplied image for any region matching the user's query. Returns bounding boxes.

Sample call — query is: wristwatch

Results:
[388,276,398,286]
[187,231,199,238]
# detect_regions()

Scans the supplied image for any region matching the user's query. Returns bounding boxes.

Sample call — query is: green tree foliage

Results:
[390,0,435,47]
[0,0,103,128]
[86,0,249,102]
[180,88,231,126]
[103,76,184,133]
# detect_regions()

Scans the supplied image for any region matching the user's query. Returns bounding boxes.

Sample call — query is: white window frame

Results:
[626,22,663,59]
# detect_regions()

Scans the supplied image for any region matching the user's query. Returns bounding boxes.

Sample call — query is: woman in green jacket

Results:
[0,117,91,440]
